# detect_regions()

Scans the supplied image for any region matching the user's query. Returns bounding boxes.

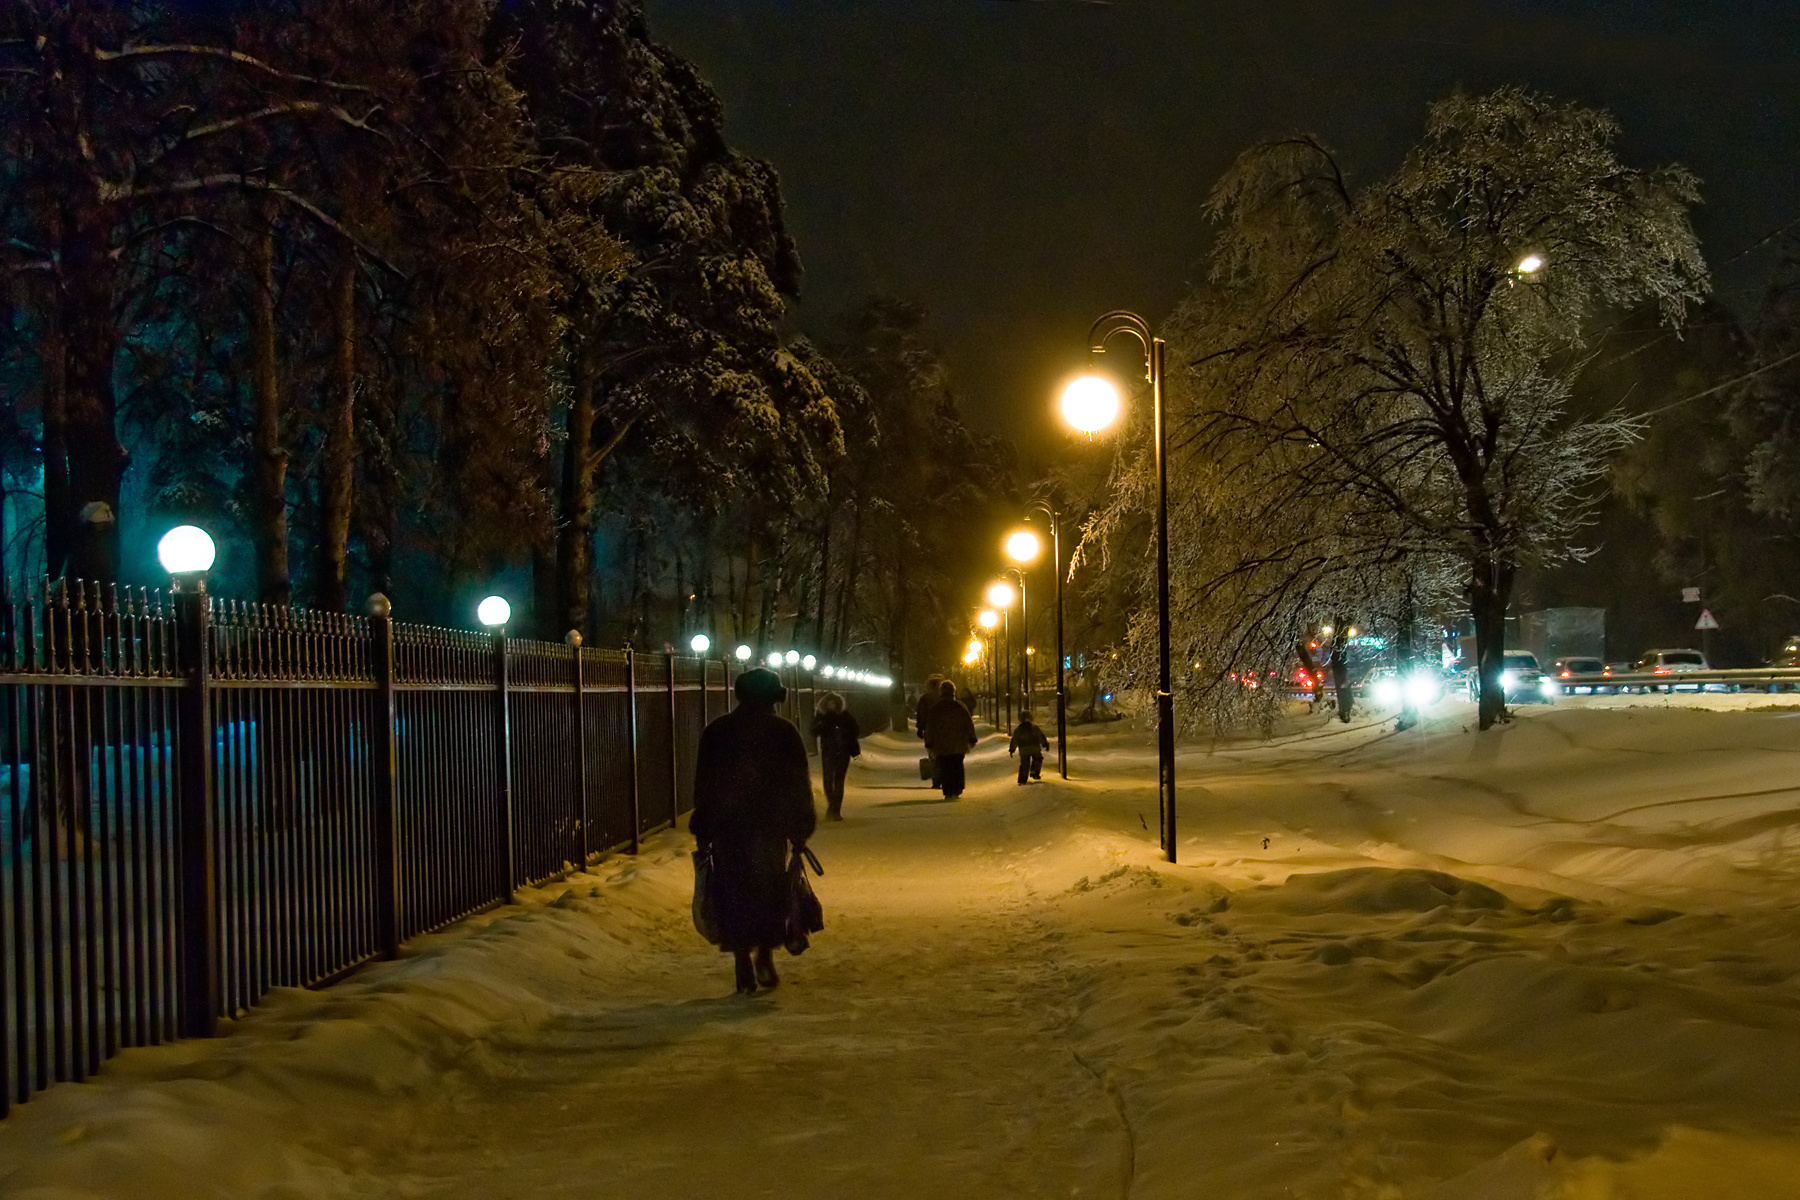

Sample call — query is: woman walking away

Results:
[810,691,862,821]
[691,667,817,994]
[923,679,977,799]
[1009,709,1049,784]
[915,673,946,787]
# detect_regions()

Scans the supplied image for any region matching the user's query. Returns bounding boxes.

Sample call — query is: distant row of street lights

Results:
[156,525,886,687]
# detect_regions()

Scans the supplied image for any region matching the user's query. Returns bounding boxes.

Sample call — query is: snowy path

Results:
[7,703,1800,1198]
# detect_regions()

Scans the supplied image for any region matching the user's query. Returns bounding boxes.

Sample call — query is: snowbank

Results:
[3,708,1799,1198]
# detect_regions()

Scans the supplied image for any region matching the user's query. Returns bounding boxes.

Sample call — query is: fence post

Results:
[625,646,641,855]
[567,631,588,867]
[366,594,401,959]
[495,628,515,899]
[666,649,679,826]
[172,576,218,1038]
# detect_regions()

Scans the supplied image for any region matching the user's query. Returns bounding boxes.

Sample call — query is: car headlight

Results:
[1373,679,1400,706]
[1404,673,1442,707]
[1539,677,1557,694]
[1500,670,1516,690]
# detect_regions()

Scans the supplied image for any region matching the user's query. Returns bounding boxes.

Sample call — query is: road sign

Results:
[1696,608,1720,630]
[1682,587,1701,603]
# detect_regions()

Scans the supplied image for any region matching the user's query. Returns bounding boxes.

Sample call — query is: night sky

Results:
[646,1,1800,464]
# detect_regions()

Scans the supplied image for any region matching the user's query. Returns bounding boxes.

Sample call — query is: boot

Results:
[826,805,844,821]
[754,946,780,989]
[734,951,757,994]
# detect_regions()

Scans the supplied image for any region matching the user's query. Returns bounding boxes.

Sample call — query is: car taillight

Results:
[1655,667,1670,674]
[1560,670,1572,677]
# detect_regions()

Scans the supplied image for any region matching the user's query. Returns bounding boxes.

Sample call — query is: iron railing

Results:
[0,579,890,1114]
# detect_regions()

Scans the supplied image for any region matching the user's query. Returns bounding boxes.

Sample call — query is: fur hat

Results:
[735,666,787,704]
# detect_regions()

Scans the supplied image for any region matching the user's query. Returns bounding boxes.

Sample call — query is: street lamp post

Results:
[977,608,1000,727]
[985,580,1017,732]
[1060,310,1176,862]
[1018,506,1067,778]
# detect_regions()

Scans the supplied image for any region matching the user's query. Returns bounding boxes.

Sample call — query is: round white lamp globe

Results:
[735,644,753,662]
[766,653,783,668]
[690,633,711,654]
[156,525,217,575]
[784,650,800,665]
[801,654,817,671]
[477,595,511,628]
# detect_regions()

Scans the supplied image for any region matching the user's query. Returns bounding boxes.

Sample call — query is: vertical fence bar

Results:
[625,647,641,855]
[173,577,218,1038]
[367,595,400,958]
[666,652,679,827]
[494,628,514,899]
[568,632,588,867]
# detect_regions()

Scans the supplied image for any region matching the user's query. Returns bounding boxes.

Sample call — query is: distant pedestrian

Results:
[1009,709,1049,784]
[809,691,862,821]
[691,667,817,994]
[915,673,946,786]
[923,679,977,799]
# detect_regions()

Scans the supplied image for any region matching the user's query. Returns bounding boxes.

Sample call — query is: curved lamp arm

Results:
[1086,309,1154,380]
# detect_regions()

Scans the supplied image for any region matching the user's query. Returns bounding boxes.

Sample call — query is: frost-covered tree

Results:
[1089,88,1708,730]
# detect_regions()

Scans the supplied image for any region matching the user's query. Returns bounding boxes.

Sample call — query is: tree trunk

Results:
[557,347,597,638]
[315,250,357,611]
[40,298,70,579]
[248,214,290,606]
[832,494,864,656]
[813,496,832,652]
[58,221,126,584]
[1470,554,1514,730]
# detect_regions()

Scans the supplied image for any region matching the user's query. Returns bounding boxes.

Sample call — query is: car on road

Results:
[1632,647,1710,692]
[1500,650,1555,704]
[1552,656,1607,694]
[1772,636,1800,668]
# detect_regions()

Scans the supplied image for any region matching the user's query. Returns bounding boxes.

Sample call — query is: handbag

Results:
[784,844,825,955]
[691,844,720,945]
[918,756,934,781]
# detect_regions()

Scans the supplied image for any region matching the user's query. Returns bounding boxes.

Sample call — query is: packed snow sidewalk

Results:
[5,701,1800,1198]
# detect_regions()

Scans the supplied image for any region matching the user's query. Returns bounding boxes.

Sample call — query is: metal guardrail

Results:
[1551,668,1800,694]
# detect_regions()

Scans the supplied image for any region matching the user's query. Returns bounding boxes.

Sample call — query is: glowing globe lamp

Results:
[985,581,1016,609]
[785,650,800,665]
[735,644,753,662]
[690,633,711,654]
[1005,529,1041,564]
[802,655,817,671]
[1059,376,1122,434]
[978,609,999,630]
[477,595,511,628]
[156,525,216,575]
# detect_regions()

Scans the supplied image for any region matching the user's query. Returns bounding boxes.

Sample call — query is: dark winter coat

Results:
[915,687,941,738]
[810,710,862,761]
[1009,720,1049,757]
[690,703,817,952]
[923,696,978,758]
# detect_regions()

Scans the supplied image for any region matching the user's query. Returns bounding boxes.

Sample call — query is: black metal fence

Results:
[0,579,889,1114]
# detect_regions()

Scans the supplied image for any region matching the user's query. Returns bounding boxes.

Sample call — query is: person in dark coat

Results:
[923,679,977,799]
[1009,709,1049,784]
[809,691,861,821]
[915,673,946,787]
[690,667,818,994]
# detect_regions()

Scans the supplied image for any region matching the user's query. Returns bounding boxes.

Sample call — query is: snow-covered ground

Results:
[4,698,1800,1198]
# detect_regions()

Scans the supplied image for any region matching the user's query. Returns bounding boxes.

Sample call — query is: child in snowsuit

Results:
[1009,711,1049,784]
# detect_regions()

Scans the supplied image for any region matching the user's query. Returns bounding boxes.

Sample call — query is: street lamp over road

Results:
[985,580,1019,731]
[1058,309,1177,862]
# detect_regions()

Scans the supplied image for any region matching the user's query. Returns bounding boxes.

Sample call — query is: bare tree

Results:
[1086,88,1708,731]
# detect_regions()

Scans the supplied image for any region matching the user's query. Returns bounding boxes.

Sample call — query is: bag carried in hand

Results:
[918,756,934,781]
[691,844,720,945]
[784,844,825,955]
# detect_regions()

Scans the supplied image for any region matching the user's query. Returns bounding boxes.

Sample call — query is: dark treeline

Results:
[0,0,1018,680]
